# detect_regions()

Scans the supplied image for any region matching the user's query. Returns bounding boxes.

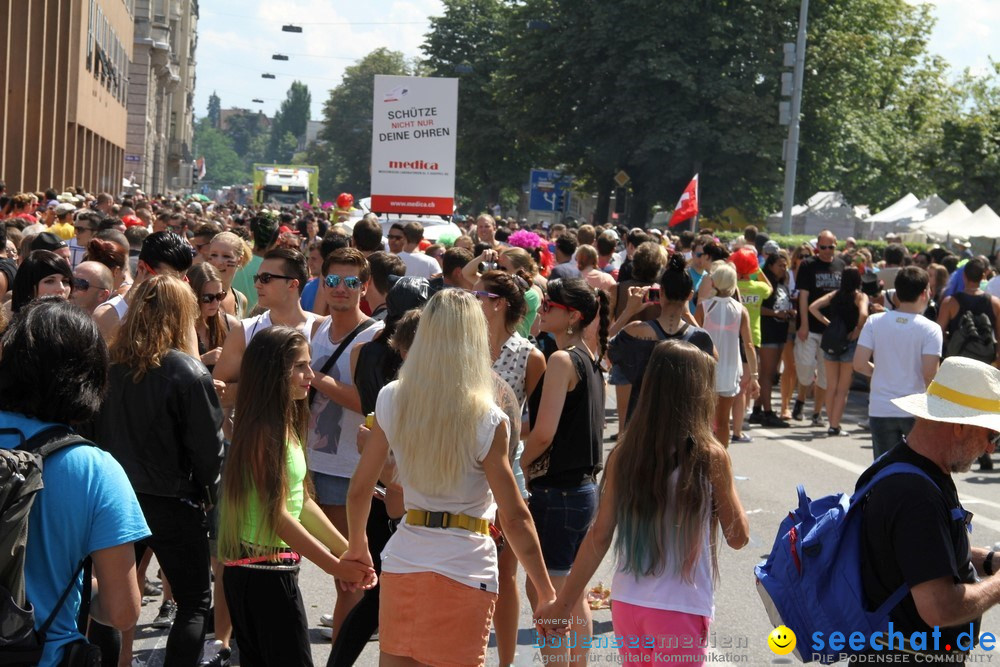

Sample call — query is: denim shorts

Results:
[823,339,858,363]
[313,471,351,506]
[608,363,629,386]
[528,483,597,576]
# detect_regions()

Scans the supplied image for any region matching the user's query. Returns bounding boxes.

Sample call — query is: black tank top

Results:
[527,346,605,487]
[949,292,995,335]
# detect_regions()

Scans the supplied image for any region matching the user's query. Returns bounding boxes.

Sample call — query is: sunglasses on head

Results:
[818,244,836,251]
[200,291,228,304]
[324,274,361,289]
[468,289,499,300]
[253,272,295,284]
[542,299,578,314]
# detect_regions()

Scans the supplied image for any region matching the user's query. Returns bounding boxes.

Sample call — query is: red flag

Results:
[668,174,699,227]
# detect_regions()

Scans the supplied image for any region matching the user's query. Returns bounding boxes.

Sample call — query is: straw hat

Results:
[891,357,1000,430]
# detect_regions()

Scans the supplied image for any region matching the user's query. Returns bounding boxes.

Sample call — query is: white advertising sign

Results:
[370,75,458,216]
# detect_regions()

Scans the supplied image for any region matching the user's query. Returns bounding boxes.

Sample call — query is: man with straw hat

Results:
[853,356,1000,660]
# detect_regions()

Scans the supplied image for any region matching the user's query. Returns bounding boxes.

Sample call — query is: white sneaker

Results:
[319,626,334,640]
[319,613,334,628]
[201,640,225,663]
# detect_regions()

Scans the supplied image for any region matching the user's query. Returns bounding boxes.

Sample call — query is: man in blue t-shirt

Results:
[0,299,149,667]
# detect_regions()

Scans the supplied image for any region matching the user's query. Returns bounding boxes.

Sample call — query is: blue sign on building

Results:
[529,169,570,212]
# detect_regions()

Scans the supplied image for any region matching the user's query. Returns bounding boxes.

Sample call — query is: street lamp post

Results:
[780,0,809,236]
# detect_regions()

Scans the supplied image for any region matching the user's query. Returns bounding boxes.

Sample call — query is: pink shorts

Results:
[612,600,711,662]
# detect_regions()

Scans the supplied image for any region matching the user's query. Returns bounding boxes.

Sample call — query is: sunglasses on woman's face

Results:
[542,299,578,314]
[200,291,227,304]
[324,274,361,289]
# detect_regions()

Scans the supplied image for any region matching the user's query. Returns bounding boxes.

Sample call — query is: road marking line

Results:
[756,428,1000,533]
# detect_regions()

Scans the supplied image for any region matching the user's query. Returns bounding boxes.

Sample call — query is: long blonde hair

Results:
[391,289,495,496]
[110,275,197,381]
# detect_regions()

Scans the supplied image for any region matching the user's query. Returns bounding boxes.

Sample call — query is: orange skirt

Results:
[379,571,498,667]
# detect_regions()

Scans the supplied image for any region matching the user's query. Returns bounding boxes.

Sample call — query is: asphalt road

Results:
[134,391,1000,666]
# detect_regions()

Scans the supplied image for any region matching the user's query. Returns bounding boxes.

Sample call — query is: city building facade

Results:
[0,0,134,194]
[125,0,197,195]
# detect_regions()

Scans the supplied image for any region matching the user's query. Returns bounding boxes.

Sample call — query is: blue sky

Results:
[194,0,997,121]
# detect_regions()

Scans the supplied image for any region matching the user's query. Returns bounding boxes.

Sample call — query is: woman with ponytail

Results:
[522,277,609,666]
[608,252,716,423]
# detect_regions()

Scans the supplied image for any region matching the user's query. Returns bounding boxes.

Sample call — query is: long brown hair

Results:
[218,326,311,560]
[109,275,197,381]
[610,340,718,581]
[187,262,227,349]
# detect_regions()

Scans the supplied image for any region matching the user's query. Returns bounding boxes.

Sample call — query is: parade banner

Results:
[370,75,458,216]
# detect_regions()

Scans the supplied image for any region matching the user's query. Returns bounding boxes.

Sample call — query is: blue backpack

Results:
[754,462,969,663]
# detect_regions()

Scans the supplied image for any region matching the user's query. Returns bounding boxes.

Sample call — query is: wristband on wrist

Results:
[986,550,996,576]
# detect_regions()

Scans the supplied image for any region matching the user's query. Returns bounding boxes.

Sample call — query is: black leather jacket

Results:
[84,350,224,505]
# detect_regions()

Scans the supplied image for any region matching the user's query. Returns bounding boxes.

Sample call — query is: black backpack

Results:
[0,425,94,666]
[945,310,997,364]
[820,316,850,357]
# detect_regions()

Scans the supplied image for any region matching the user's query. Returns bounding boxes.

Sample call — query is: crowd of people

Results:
[3,182,1000,667]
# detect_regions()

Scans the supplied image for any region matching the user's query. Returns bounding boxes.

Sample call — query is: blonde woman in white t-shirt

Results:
[342,289,560,666]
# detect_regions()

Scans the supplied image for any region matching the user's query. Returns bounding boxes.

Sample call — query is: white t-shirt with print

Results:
[306,317,384,478]
[857,311,942,418]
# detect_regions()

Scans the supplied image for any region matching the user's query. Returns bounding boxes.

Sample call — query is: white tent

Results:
[863,194,947,239]
[765,191,863,239]
[913,200,974,241]
[868,193,920,223]
[955,204,1000,240]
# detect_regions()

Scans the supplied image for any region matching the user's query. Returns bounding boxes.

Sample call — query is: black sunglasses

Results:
[72,277,91,291]
[200,291,228,304]
[818,244,836,251]
[253,272,295,284]
[74,226,96,234]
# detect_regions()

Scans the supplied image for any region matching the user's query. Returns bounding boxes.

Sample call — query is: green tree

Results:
[268,81,312,163]
[193,117,248,185]
[924,67,1000,211]
[796,0,949,210]
[223,110,268,158]
[319,48,413,196]
[207,92,221,129]
[499,0,794,224]
[422,0,538,213]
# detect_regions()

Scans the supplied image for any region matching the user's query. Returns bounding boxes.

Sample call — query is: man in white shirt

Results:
[397,221,441,279]
[854,266,942,459]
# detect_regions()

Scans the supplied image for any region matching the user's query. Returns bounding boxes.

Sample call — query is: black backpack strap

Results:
[37,558,88,638]
[14,426,94,459]
[309,318,377,407]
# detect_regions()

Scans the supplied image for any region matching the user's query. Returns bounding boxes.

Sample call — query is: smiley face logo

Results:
[767,625,797,655]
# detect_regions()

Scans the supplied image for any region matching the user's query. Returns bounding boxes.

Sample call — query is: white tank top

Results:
[241,311,317,346]
[702,296,743,396]
[611,470,715,618]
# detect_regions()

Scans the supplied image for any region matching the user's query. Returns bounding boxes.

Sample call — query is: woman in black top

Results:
[756,251,796,427]
[808,267,869,436]
[522,277,609,666]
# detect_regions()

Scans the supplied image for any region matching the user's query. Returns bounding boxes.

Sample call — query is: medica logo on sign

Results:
[370,75,458,216]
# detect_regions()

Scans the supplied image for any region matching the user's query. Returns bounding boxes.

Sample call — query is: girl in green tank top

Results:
[218,327,376,666]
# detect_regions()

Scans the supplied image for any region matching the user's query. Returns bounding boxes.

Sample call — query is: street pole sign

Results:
[529,169,570,212]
